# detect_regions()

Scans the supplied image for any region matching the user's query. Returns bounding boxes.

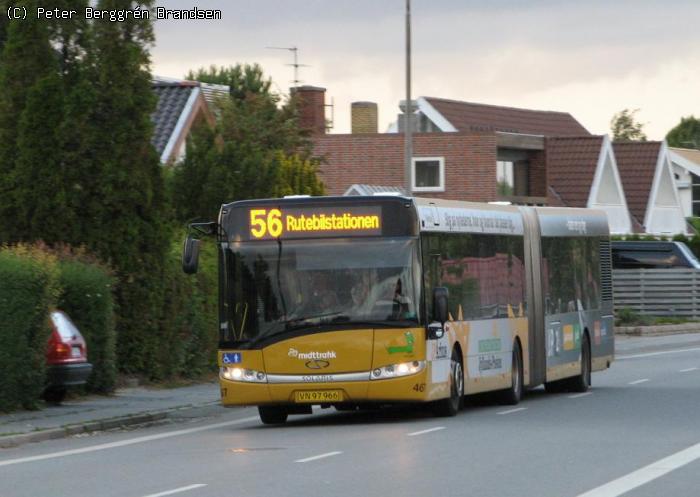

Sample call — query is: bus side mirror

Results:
[433,287,449,326]
[182,235,201,274]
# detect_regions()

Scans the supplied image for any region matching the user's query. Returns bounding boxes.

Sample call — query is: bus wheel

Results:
[568,334,591,393]
[258,406,288,425]
[498,341,523,405]
[433,349,464,417]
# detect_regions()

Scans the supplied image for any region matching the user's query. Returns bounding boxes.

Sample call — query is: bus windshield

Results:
[223,237,421,345]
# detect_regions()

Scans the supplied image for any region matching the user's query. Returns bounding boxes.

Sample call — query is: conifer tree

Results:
[89,0,169,372]
[0,2,59,240]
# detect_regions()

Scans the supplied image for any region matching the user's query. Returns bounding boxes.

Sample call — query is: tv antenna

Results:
[265,46,310,87]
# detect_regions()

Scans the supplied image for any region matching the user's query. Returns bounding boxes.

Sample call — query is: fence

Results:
[613,268,700,318]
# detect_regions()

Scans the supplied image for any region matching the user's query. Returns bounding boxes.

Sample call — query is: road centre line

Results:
[0,416,260,468]
[575,440,700,497]
[628,379,650,385]
[497,407,527,415]
[295,451,342,463]
[617,347,700,360]
[568,392,593,399]
[142,484,207,497]
[680,367,698,372]
[407,426,446,436]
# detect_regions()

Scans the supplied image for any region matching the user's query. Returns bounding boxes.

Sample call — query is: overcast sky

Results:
[151,0,700,139]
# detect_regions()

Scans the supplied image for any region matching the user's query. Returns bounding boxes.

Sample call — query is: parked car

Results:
[611,241,700,270]
[44,310,93,404]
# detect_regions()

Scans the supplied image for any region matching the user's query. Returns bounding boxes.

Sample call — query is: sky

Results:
[151,0,700,139]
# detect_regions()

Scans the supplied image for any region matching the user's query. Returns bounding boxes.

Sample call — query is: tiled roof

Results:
[424,97,589,136]
[151,81,198,157]
[546,136,604,207]
[613,141,662,226]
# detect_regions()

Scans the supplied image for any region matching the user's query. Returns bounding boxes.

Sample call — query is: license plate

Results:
[71,346,81,358]
[294,390,343,403]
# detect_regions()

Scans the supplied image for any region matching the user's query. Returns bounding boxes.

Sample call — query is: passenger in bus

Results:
[351,275,369,310]
[311,272,339,311]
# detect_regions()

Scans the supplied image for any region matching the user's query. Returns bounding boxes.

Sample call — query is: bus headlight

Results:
[220,367,267,383]
[370,361,425,380]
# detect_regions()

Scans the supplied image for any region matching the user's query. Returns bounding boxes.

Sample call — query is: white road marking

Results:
[407,426,446,436]
[568,392,593,399]
[575,441,700,497]
[628,379,650,385]
[295,451,342,463]
[142,484,207,497]
[497,407,527,415]
[0,416,259,468]
[680,367,698,373]
[617,347,700,360]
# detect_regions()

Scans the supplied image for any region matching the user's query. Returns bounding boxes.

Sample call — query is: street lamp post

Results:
[404,0,413,194]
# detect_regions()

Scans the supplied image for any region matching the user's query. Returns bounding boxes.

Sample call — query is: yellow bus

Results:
[182,195,614,424]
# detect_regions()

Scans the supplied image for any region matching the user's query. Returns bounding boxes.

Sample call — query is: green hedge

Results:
[57,259,116,393]
[0,246,59,411]
[145,238,218,380]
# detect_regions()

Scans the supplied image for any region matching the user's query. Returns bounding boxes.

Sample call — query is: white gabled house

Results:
[614,141,688,235]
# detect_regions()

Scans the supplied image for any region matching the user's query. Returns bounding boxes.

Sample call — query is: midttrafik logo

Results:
[288,348,337,360]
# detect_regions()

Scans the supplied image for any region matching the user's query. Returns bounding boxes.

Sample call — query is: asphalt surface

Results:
[1,333,699,497]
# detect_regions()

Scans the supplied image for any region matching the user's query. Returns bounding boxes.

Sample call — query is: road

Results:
[1,333,699,497]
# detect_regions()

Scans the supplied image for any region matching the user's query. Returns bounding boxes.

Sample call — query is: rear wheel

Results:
[433,349,464,417]
[567,334,591,393]
[258,406,288,425]
[43,386,67,405]
[498,341,523,405]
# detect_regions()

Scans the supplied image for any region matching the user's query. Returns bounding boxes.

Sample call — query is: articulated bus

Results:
[182,195,615,424]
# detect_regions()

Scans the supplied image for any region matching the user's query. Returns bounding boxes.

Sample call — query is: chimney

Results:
[351,101,378,134]
[291,85,326,135]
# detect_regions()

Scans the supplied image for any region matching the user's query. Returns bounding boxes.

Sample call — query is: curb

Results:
[0,401,219,449]
[615,323,700,337]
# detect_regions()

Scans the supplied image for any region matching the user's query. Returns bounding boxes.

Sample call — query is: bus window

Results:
[422,233,527,321]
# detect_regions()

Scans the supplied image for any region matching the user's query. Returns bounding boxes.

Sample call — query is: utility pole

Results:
[404,0,413,193]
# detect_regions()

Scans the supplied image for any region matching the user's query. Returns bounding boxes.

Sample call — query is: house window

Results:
[412,157,445,192]
[692,173,700,217]
[497,161,514,196]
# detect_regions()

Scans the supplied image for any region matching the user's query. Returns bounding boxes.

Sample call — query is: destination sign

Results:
[247,206,382,240]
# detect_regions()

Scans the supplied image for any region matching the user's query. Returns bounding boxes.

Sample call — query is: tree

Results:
[0,1,63,241]
[14,72,75,243]
[88,0,170,373]
[186,64,272,103]
[171,64,325,221]
[666,116,700,149]
[610,108,647,142]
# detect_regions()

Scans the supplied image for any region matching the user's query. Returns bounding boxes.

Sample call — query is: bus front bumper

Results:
[219,368,439,406]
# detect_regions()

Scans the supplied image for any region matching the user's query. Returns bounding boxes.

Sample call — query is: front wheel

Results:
[498,341,523,405]
[433,349,464,417]
[258,406,288,425]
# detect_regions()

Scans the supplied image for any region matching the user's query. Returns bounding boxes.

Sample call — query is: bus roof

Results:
[219,195,609,240]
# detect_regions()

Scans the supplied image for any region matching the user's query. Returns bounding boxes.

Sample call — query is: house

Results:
[298,87,640,234]
[150,77,228,164]
[546,136,632,234]
[614,141,687,235]
[668,147,700,218]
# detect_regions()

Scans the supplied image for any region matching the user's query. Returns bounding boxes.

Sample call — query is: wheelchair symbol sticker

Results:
[223,352,242,364]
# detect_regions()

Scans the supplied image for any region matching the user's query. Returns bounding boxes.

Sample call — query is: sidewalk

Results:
[0,381,220,449]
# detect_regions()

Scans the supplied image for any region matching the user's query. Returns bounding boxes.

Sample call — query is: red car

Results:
[44,310,93,404]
